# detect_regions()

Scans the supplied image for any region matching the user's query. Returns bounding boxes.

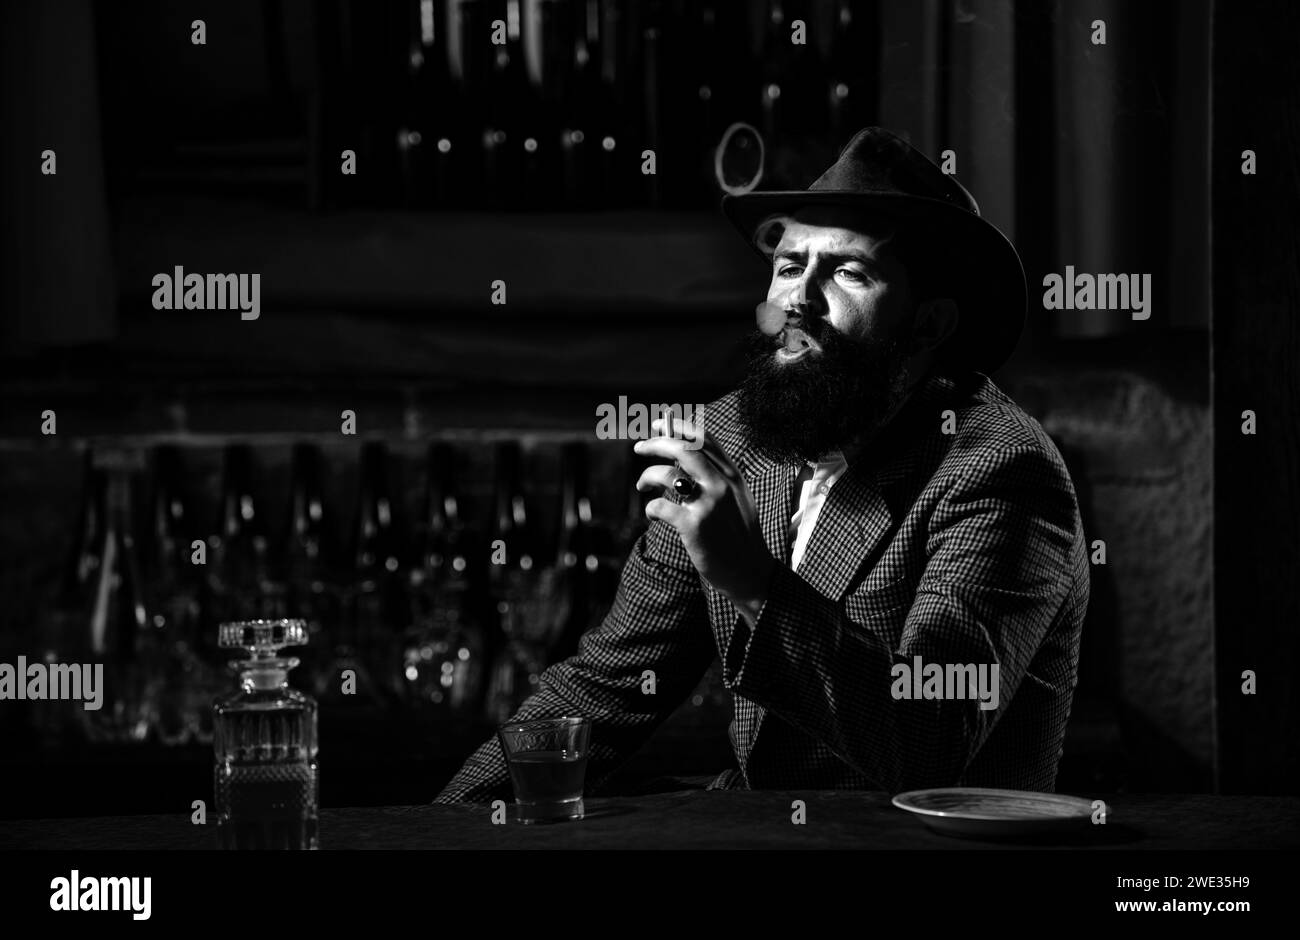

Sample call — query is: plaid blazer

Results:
[435,368,1090,801]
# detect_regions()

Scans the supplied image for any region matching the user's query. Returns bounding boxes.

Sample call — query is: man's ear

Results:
[910,297,959,354]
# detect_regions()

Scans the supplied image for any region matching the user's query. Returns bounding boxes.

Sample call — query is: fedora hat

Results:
[721,127,1026,375]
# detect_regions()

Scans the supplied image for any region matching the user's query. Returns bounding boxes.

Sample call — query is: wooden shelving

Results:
[113,196,764,317]
[0,197,774,442]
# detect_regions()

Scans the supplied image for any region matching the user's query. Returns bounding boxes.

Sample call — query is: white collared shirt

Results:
[787,450,851,569]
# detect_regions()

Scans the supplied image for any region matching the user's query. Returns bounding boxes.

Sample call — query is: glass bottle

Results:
[397,0,466,208]
[145,445,211,746]
[596,0,637,205]
[79,453,157,744]
[681,2,748,205]
[758,0,827,188]
[330,441,405,707]
[758,0,791,169]
[403,442,485,714]
[523,0,572,208]
[207,445,280,628]
[825,0,874,146]
[450,0,493,202]
[395,0,432,207]
[478,0,528,208]
[484,441,550,722]
[66,449,107,598]
[560,0,618,208]
[213,619,319,850]
[282,442,339,695]
[427,0,467,208]
[499,0,553,209]
[550,442,600,663]
[34,449,106,747]
[488,441,540,626]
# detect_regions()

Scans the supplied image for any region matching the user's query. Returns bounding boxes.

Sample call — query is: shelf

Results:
[0,198,770,438]
[113,196,765,317]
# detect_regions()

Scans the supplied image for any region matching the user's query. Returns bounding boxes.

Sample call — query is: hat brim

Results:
[721,190,1027,376]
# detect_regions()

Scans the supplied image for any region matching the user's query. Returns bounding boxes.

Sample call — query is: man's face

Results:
[765,209,914,356]
[737,207,920,464]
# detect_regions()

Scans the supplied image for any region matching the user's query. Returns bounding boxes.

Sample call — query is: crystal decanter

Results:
[213,619,319,850]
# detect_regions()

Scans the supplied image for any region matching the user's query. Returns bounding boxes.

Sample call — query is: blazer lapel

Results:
[754,460,802,567]
[792,468,896,599]
[728,458,801,777]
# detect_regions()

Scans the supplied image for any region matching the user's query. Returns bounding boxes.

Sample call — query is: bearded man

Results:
[436,127,1090,801]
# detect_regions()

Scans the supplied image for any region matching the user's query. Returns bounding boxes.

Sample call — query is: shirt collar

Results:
[806,450,849,472]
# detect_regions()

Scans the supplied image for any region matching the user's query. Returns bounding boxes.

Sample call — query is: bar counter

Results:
[5,790,1298,850]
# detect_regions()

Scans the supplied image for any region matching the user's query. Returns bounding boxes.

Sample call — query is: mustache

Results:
[744,319,849,363]
[778,312,831,342]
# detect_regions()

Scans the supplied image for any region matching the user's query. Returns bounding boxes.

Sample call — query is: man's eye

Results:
[837,268,869,283]
[777,264,803,278]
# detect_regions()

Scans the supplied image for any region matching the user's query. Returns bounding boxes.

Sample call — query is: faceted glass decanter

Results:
[213,619,319,850]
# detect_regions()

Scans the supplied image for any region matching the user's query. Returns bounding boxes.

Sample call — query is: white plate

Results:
[891,787,1097,840]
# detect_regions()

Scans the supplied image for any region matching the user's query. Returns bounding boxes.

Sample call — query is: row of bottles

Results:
[40,439,650,746]
[324,0,879,210]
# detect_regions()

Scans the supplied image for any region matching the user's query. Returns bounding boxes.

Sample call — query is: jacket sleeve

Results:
[434,515,716,802]
[719,444,1081,791]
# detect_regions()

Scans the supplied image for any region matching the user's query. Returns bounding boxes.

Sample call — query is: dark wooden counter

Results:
[4,790,1297,851]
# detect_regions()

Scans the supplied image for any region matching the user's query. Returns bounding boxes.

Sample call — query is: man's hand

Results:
[633,417,776,622]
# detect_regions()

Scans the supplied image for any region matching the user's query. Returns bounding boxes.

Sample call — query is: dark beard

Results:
[736,320,915,465]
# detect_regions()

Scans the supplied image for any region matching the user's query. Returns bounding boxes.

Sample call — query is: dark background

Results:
[0,0,1295,818]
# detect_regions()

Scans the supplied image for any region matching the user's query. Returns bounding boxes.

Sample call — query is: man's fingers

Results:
[644,496,687,527]
[636,465,678,493]
[633,437,715,485]
[651,416,742,483]
[651,414,706,446]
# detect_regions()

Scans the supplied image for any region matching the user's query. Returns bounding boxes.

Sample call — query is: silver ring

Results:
[671,469,701,502]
